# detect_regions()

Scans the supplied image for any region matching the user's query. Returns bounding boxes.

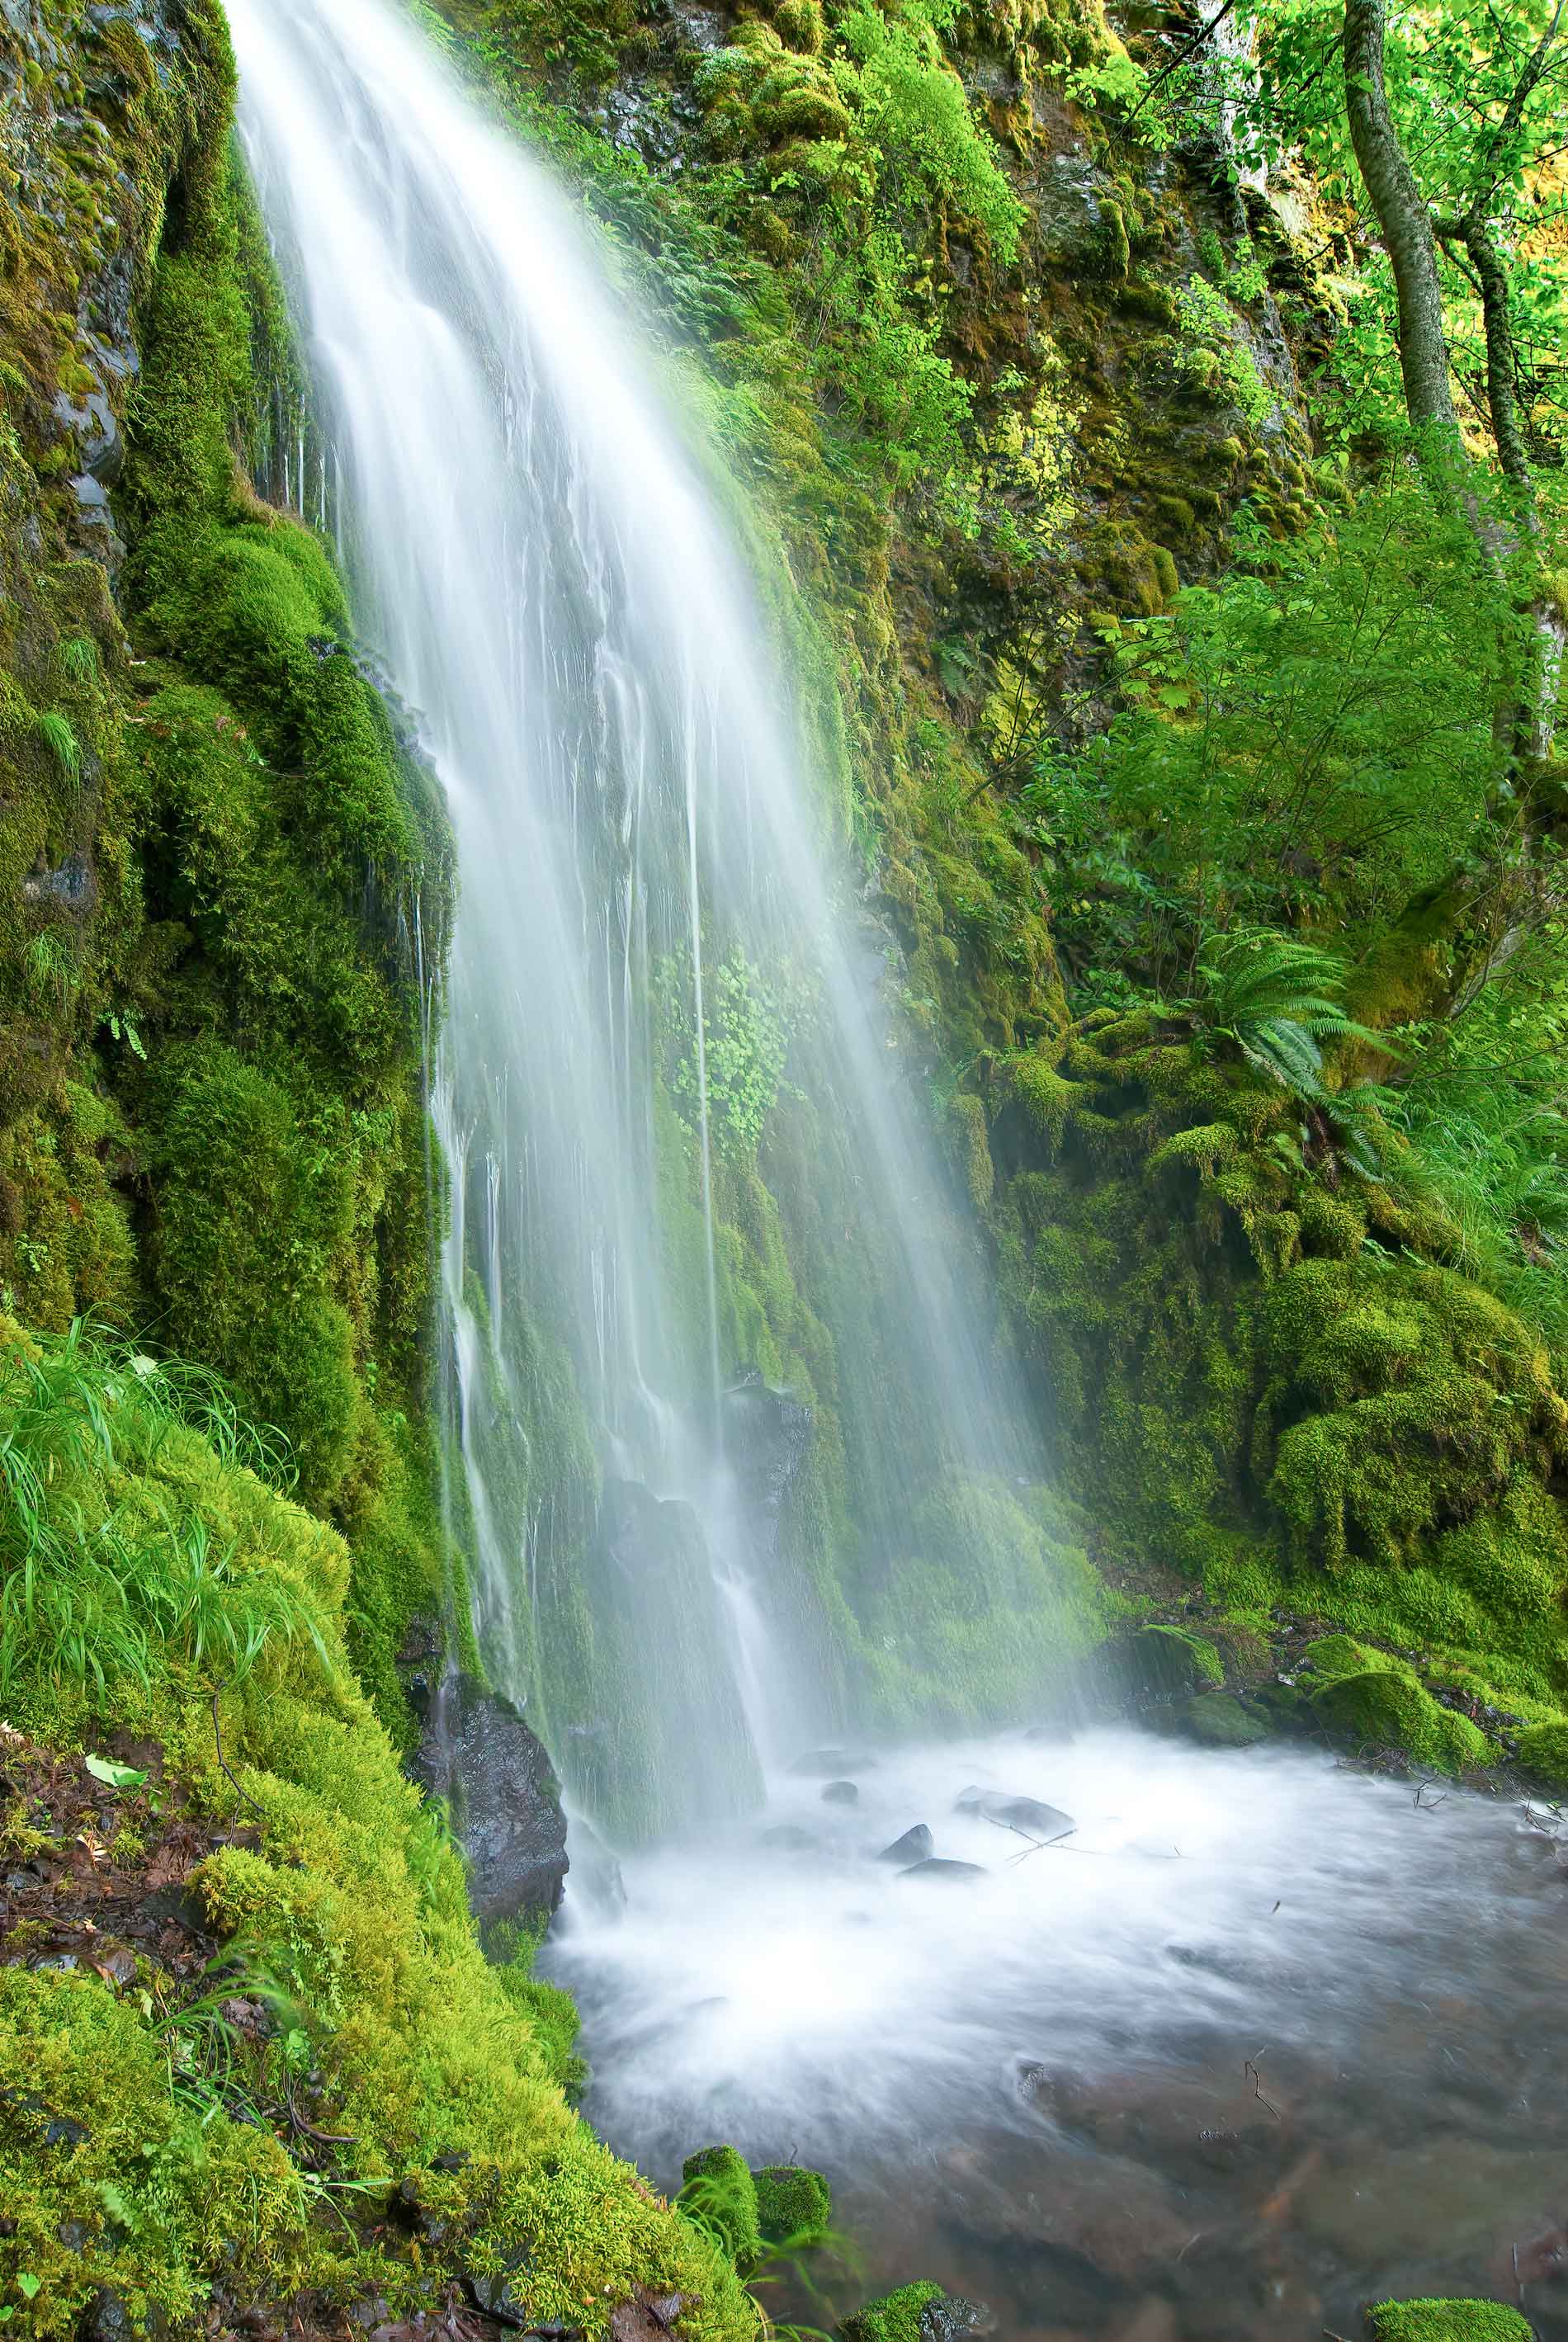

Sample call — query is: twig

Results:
[1244,2055,1282,2122]
[210,1690,266,1820]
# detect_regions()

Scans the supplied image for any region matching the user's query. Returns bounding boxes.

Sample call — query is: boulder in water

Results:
[876,1823,933,1864]
[980,1795,1074,1840]
[822,1779,859,1805]
[408,1669,567,1934]
[953,1785,989,1812]
[897,1858,987,1883]
[761,1823,817,1851]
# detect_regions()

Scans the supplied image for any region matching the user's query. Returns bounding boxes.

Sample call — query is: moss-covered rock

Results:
[840,2283,980,2342]
[753,2161,832,2245]
[680,2144,763,2271]
[1180,1689,1271,1748]
[1365,2303,1534,2342]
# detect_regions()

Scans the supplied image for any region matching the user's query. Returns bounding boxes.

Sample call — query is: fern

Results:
[1193,926,1384,1103]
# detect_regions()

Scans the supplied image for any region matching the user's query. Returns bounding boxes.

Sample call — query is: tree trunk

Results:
[1343,0,1457,439]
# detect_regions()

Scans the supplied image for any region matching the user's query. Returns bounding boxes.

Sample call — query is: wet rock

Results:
[78,2293,166,2342]
[822,1779,859,1805]
[791,1747,874,1777]
[897,1858,986,1883]
[839,2285,989,2342]
[722,1372,813,1565]
[876,1823,933,1864]
[1297,2139,1568,2264]
[953,1786,989,1812]
[761,1824,817,1851]
[609,2288,687,2340]
[462,2266,535,2328]
[52,385,123,485]
[409,1673,567,1933]
[1023,1721,1077,1745]
[21,856,93,911]
[980,1795,1074,1840]
[1176,1692,1270,1749]
[957,2145,1189,2280]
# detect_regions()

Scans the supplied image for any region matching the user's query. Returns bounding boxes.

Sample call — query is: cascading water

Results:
[230,0,1054,1842]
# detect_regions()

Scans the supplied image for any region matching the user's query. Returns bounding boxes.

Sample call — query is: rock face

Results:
[409,1669,568,1933]
[721,1372,813,1565]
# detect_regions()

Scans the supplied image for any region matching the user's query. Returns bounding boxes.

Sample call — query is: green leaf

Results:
[17,2278,40,2302]
[84,1753,148,1790]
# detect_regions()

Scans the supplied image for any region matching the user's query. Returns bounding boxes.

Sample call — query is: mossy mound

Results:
[1301,1638,1494,1773]
[1181,1689,1271,1748]
[753,2162,832,2245]
[0,1320,750,2338]
[985,1013,1568,1758]
[1366,2302,1534,2342]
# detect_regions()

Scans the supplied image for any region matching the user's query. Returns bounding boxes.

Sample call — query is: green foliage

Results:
[1192,926,1382,1112]
[1019,476,1523,977]
[1171,277,1271,425]
[0,1317,328,1708]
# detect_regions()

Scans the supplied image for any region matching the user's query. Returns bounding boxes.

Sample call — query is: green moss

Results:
[1366,2304,1534,2342]
[0,1319,753,2340]
[1301,1638,1493,1773]
[753,2163,832,2245]
[840,2282,948,2342]
[680,2145,763,2271]
[1517,1721,1568,1790]
[1181,1689,1270,1746]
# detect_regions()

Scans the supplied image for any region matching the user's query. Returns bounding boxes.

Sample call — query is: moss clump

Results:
[1366,2304,1533,2342]
[1301,1638,1493,1773]
[841,2282,966,2342]
[753,2162,832,2245]
[1517,1721,1568,1790]
[680,2144,763,2271]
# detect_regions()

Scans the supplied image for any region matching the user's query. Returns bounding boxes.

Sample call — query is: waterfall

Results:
[231,0,1047,1844]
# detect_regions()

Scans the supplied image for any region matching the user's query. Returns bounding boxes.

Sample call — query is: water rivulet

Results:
[230,0,1069,1841]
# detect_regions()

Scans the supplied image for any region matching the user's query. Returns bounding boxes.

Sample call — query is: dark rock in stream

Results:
[409,1670,568,1933]
[898,1858,987,1883]
[980,1795,1075,1840]
[761,1824,817,1851]
[822,1779,859,1805]
[876,1823,933,1863]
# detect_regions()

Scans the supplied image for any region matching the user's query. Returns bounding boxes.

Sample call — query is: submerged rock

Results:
[876,1823,933,1864]
[409,1671,567,1934]
[1179,1690,1271,1748]
[761,1823,817,1851]
[822,1779,859,1805]
[897,1858,986,1883]
[980,1795,1074,1839]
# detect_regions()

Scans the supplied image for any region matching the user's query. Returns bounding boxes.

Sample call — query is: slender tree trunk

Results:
[1342,0,1458,439]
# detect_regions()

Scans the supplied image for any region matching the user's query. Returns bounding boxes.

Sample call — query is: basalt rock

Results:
[409,1669,568,1934]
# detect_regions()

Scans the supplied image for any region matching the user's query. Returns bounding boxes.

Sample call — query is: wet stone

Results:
[898,1858,987,1883]
[876,1824,933,1864]
[823,1779,859,1805]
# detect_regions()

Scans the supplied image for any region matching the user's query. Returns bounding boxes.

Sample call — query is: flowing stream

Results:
[229,11,1568,2337]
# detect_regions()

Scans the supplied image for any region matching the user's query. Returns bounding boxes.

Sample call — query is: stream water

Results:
[548,1728,1568,2339]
